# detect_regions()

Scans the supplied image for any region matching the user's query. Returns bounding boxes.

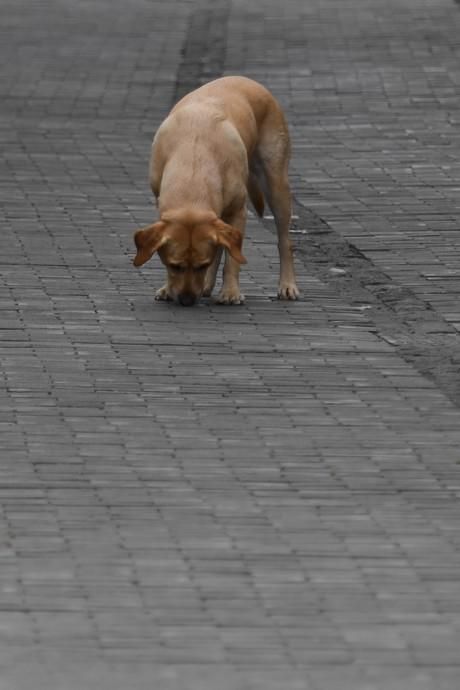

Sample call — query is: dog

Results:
[133,76,299,306]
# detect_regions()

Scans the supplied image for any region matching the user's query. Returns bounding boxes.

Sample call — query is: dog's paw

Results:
[215,288,245,305]
[154,285,173,301]
[278,282,300,300]
[202,285,214,297]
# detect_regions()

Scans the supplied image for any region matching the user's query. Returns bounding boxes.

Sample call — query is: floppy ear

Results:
[133,222,167,267]
[214,219,247,264]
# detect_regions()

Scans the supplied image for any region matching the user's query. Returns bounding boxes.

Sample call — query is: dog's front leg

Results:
[154,282,174,301]
[203,246,223,297]
[216,254,244,304]
[216,209,246,305]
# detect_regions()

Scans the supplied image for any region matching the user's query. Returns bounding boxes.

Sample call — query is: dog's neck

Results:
[160,207,219,227]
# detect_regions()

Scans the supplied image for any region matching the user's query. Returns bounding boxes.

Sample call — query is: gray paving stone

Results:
[2,0,460,689]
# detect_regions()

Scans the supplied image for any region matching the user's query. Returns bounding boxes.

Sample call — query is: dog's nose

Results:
[178,293,196,307]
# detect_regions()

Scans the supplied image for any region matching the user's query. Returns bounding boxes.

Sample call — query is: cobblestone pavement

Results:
[1,1,460,689]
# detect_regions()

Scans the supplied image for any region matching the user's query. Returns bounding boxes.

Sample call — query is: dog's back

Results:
[150,77,288,216]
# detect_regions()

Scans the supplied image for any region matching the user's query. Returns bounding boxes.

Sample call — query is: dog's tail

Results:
[248,173,265,218]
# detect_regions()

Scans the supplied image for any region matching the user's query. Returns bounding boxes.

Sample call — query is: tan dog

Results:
[133,76,299,306]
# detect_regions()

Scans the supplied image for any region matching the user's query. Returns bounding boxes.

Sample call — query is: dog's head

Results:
[133,210,246,306]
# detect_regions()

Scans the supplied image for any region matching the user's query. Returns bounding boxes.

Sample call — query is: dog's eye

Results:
[194,263,210,273]
[169,264,186,273]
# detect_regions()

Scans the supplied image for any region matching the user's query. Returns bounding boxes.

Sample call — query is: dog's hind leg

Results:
[256,117,299,300]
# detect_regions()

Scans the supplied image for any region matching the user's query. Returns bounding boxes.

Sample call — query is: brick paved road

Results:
[1,1,460,689]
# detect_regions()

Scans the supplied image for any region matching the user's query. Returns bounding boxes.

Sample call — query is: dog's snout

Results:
[178,292,197,307]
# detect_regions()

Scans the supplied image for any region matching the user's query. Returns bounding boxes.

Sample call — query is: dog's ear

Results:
[133,222,167,267]
[214,219,247,264]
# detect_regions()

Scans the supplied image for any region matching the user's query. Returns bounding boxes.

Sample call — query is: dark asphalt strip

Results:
[173,0,460,408]
[286,201,460,407]
[173,0,230,104]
